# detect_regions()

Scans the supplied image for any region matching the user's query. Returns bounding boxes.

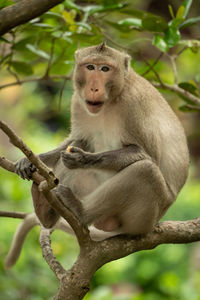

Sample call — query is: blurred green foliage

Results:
[0,0,200,299]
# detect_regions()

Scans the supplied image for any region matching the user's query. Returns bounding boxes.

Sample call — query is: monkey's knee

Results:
[120,202,159,236]
[31,182,59,228]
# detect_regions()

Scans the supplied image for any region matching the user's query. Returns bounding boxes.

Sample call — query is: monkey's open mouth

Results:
[86,100,104,107]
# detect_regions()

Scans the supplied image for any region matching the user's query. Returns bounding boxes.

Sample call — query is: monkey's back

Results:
[120,69,189,198]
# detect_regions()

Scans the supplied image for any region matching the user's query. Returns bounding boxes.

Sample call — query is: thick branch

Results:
[0,0,64,36]
[98,218,200,263]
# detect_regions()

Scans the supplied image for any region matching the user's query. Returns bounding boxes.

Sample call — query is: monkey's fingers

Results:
[67,146,83,154]
[15,159,36,180]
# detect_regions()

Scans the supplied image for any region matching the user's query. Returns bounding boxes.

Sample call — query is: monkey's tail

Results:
[5,213,39,269]
[5,214,119,269]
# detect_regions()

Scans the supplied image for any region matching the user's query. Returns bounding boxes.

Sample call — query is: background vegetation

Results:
[0,0,200,299]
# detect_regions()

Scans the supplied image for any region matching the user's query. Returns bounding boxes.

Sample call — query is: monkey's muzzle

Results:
[85,99,104,113]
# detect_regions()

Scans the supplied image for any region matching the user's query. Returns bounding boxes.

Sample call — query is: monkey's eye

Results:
[101,66,110,72]
[86,64,95,70]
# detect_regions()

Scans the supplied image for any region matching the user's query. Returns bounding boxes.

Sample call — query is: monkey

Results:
[14,42,189,237]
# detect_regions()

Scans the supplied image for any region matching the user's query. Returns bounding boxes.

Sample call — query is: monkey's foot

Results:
[53,184,83,220]
[153,223,163,233]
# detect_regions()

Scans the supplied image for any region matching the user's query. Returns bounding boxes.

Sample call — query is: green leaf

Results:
[118,18,142,29]
[10,61,33,76]
[0,37,12,43]
[83,3,125,15]
[142,16,168,32]
[182,0,193,19]
[0,0,14,9]
[153,35,169,52]
[168,4,175,19]
[168,5,175,19]
[12,38,34,51]
[164,26,180,47]
[26,44,50,60]
[64,0,82,12]
[179,16,200,29]
[106,20,133,32]
[179,105,199,112]
[179,82,199,96]
[176,6,185,19]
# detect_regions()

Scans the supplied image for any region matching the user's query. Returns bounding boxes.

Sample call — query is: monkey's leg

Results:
[83,160,173,235]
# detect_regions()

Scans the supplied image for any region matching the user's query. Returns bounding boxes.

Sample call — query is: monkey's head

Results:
[73,42,131,114]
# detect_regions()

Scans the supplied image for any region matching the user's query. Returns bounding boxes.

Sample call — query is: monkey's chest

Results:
[92,128,122,152]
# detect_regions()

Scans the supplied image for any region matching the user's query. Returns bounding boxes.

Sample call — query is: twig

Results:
[0,210,27,219]
[142,53,164,77]
[167,54,178,85]
[40,228,66,280]
[152,82,200,106]
[0,75,71,90]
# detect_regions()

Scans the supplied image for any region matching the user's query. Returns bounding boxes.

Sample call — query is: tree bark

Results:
[0,0,64,36]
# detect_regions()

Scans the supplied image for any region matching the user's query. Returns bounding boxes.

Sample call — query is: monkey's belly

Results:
[57,167,116,200]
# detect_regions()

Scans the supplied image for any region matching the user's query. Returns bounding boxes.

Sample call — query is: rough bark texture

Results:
[0,0,64,36]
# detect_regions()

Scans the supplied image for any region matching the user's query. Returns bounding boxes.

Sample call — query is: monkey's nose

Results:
[91,88,99,93]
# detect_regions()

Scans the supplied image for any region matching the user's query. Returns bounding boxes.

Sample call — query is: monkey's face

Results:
[75,61,120,114]
[74,59,124,114]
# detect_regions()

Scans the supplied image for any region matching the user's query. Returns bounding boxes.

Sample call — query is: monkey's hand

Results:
[61,146,96,169]
[15,157,36,180]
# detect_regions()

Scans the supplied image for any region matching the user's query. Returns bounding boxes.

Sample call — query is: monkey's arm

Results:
[61,144,150,171]
[15,138,86,180]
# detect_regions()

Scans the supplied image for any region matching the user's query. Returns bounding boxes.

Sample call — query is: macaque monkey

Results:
[15,42,189,236]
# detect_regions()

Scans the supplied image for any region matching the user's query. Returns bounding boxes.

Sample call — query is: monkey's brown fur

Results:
[15,43,189,236]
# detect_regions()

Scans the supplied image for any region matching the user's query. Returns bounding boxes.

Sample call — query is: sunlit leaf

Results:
[26,44,50,60]
[118,18,142,29]
[83,3,125,15]
[176,6,185,19]
[164,26,180,47]
[168,5,175,19]
[64,0,82,12]
[62,10,75,25]
[153,35,169,52]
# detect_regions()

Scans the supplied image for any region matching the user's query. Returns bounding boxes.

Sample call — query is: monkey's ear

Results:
[75,49,80,60]
[124,54,131,70]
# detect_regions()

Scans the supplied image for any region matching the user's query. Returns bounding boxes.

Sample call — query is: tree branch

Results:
[0,210,27,219]
[0,0,64,36]
[40,228,66,280]
[152,81,200,106]
[0,120,91,247]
